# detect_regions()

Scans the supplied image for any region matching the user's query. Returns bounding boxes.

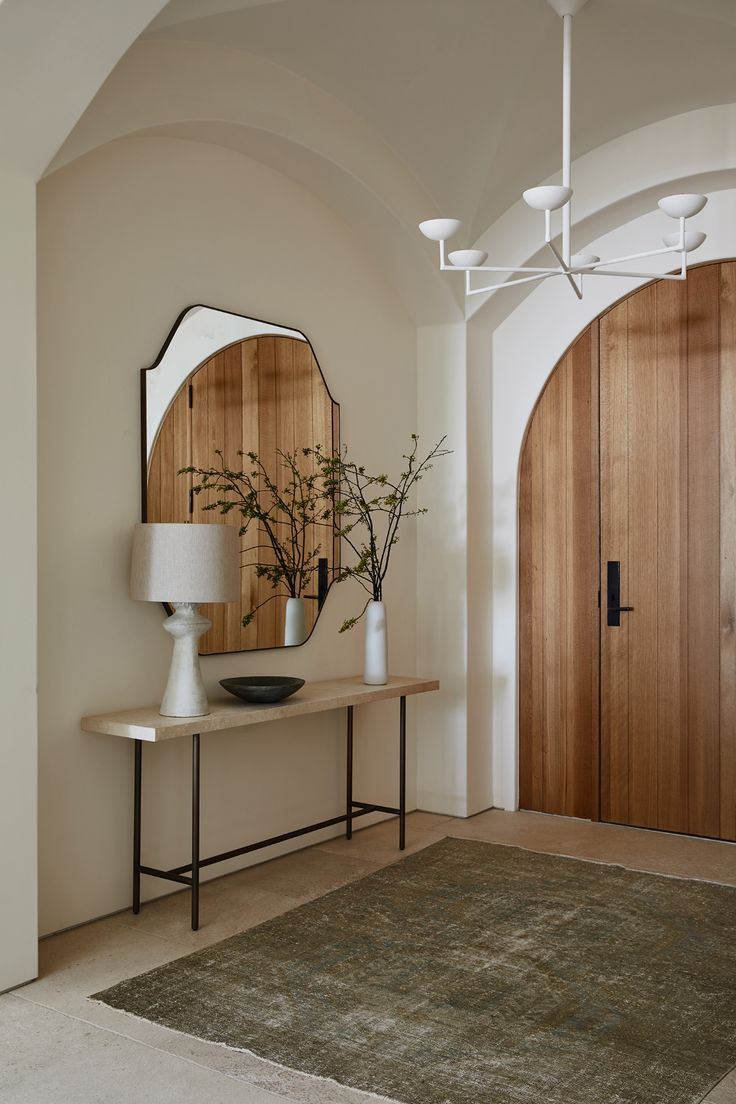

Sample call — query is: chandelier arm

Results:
[442,260,563,274]
[593,245,686,269]
[584,267,687,281]
[561,13,572,266]
[466,271,556,297]
[546,238,583,299]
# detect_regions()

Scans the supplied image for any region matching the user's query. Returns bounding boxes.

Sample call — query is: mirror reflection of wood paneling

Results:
[146,333,339,654]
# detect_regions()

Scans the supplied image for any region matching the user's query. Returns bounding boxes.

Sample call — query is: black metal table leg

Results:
[133,739,142,914]
[346,706,354,840]
[191,733,200,931]
[399,696,406,850]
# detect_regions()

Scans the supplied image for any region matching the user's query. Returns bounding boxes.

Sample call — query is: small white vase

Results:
[363,600,388,685]
[284,596,307,646]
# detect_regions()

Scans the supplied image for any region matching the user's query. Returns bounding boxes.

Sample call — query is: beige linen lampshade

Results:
[131,523,240,605]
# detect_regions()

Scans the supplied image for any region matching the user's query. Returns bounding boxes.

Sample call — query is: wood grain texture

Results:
[627,284,658,828]
[655,278,688,834]
[524,260,736,842]
[147,386,190,525]
[81,676,439,742]
[720,262,736,841]
[518,330,598,819]
[599,300,630,826]
[687,263,721,839]
[146,335,339,655]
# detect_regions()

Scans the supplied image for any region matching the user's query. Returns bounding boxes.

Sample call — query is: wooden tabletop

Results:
[81,675,439,742]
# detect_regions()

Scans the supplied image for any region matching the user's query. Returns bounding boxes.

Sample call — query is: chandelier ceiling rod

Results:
[418,0,708,301]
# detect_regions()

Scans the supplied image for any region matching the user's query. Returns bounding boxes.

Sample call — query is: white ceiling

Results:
[141,0,736,241]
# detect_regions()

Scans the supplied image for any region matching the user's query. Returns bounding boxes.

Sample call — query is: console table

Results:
[81,675,439,930]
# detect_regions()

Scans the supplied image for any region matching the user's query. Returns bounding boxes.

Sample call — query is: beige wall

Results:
[0,172,37,989]
[37,136,418,936]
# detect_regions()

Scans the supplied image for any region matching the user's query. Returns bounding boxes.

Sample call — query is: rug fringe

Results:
[446,834,736,887]
[87,997,410,1104]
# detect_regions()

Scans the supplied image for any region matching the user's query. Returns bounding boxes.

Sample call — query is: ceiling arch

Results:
[23,0,736,322]
[137,0,736,241]
[48,37,462,323]
[0,0,171,179]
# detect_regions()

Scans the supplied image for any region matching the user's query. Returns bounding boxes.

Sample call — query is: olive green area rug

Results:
[94,839,736,1104]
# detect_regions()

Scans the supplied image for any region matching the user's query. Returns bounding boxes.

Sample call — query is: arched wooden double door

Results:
[519,260,736,841]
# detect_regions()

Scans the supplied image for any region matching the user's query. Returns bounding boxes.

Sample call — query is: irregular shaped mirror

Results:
[142,306,340,654]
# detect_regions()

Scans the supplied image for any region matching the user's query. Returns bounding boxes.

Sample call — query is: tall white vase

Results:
[363,600,388,685]
[284,596,307,646]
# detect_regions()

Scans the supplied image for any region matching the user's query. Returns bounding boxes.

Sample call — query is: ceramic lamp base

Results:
[160,603,211,717]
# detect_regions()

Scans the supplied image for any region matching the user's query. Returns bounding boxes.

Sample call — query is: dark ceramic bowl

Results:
[220,676,305,704]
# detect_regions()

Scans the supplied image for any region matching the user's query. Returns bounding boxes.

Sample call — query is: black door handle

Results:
[606,561,634,626]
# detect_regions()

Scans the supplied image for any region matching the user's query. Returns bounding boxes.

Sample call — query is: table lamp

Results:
[131,523,240,717]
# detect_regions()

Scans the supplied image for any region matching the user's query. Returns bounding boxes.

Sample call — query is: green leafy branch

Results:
[179,447,335,627]
[313,434,450,631]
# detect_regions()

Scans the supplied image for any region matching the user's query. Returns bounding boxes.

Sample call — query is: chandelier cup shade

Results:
[522,185,573,212]
[418,0,709,301]
[663,230,707,253]
[570,253,600,270]
[658,194,709,220]
[418,218,462,242]
[449,249,489,268]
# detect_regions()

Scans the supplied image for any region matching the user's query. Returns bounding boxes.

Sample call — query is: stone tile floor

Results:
[3,809,736,1103]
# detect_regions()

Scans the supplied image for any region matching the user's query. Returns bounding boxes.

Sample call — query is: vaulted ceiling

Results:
[139,0,736,241]
[44,0,736,322]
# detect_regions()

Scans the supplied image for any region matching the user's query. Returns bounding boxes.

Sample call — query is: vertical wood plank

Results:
[599,301,630,825]
[274,337,295,644]
[294,341,318,636]
[157,402,175,524]
[720,261,736,840]
[310,347,335,633]
[222,342,245,654]
[204,351,226,653]
[655,277,688,832]
[147,387,190,525]
[568,327,597,818]
[256,337,279,649]
[529,411,546,811]
[687,263,721,839]
[589,321,601,821]
[332,399,341,569]
[519,413,544,810]
[541,359,567,814]
[518,332,597,819]
[518,427,533,812]
[239,338,259,652]
[627,284,659,828]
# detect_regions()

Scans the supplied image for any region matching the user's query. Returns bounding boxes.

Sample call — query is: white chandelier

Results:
[419,0,707,301]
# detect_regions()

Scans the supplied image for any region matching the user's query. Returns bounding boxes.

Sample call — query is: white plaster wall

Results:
[0,173,37,990]
[416,324,468,816]
[37,136,418,936]
[489,187,736,812]
[416,323,494,817]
